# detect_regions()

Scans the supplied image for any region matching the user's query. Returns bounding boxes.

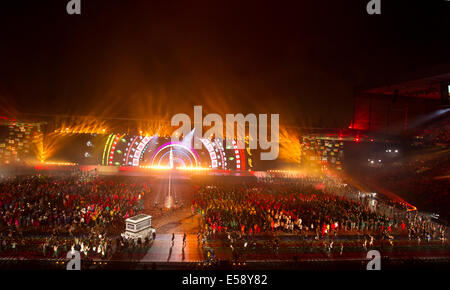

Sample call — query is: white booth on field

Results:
[121,213,155,242]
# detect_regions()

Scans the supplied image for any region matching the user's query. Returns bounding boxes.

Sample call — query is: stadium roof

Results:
[358,62,450,99]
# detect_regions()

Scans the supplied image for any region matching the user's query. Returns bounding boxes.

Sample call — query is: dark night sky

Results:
[1,0,450,128]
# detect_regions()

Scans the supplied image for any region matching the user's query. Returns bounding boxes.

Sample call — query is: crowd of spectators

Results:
[411,116,450,147]
[0,174,149,260]
[374,150,449,223]
[192,177,447,252]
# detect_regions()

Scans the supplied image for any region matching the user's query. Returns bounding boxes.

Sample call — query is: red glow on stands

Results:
[315,183,325,190]
[239,148,246,170]
[0,116,16,122]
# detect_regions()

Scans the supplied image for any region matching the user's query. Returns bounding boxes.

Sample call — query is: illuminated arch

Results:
[232,139,246,170]
[200,138,227,169]
[157,149,192,167]
[125,136,140,166]
[131,136,154,166]
[151,142,200,168]
[103,134,125,166]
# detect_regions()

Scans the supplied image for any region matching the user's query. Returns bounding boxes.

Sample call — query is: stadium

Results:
[0,0,449,275]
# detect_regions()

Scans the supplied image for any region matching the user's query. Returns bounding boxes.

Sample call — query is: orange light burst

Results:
[177,166,210,171]
[40,161,78,166]
[278,127,302,165]
[136,119,173,137]
[137,165,210,171]
[32,132,70,163]
[54,117,109,135]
